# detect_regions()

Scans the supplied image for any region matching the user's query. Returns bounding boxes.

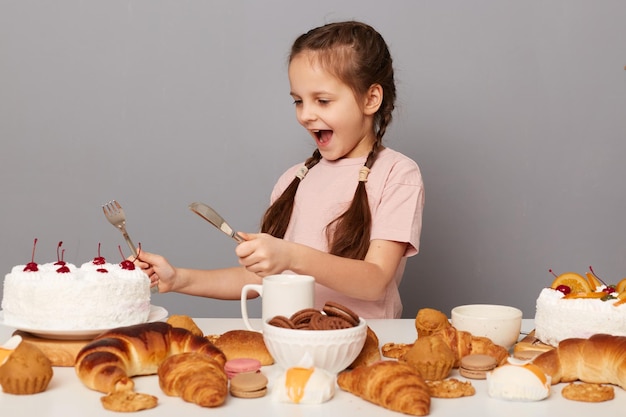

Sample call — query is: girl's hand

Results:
[235,233,293,277]
[134,250,177,292]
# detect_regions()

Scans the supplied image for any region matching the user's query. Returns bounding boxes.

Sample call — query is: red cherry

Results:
[555,284,571,295]
[23,238,39,272]
[117,246,136,270]
[120,260,135,270]
[56,265,70,273]
[602,286,616,294]
[97,268,108,273]
[92,242,106,265]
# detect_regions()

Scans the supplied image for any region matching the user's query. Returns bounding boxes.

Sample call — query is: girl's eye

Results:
[318,99,329,105]
[292,99,302,105]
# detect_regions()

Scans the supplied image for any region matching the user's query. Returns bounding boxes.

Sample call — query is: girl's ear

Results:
[363,83,383,115]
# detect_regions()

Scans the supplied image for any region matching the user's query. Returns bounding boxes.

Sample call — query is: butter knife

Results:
[189,202,245,243]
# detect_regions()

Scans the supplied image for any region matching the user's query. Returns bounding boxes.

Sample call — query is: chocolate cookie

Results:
[290,308,321,327]
[267,315,295,329]
[322,301,360,327]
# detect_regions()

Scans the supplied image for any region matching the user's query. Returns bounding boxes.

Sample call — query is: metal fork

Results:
[102,200,138,257]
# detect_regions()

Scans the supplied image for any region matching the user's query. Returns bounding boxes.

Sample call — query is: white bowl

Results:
[262,318,367,374]
[451,304,522,349]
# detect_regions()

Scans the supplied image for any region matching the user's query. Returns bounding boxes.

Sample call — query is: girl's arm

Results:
[235,233,406,301]
[136,251,261,299]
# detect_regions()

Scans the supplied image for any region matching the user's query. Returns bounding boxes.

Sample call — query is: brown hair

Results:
[261,21,396,260]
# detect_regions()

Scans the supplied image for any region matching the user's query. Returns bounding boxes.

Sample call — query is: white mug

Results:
[241,274,315,332]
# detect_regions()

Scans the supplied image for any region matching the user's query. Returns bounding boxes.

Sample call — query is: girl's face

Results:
[288,52,379,160]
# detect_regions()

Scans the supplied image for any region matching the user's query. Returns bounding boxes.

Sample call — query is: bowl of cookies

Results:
[262,301,367,374]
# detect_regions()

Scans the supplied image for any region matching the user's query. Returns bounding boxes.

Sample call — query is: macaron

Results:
[224,358,262,379]
[459,354,497,379]
[229,372,268,399]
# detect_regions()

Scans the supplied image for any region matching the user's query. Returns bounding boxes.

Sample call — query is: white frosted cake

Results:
[534,287,626,346]
[2,256,151,330]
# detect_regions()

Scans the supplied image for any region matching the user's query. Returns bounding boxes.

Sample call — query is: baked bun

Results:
[402,334,455,381]
[415,308,451,338]
[0,336,53,395]
[211,330,274,366]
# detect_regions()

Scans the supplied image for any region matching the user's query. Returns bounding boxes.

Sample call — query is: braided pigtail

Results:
[326,143,381,260]
[261,150,322,238]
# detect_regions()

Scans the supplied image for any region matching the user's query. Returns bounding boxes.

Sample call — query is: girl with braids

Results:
[137,21,424,318]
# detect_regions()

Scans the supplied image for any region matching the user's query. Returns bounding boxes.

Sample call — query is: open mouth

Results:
[313,129,333,145]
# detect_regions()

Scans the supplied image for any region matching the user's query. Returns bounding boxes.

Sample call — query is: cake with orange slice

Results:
[534,268,626,346]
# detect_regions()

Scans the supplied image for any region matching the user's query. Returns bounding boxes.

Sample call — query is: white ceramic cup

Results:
[241,274,315,332]
[451,304,523,350]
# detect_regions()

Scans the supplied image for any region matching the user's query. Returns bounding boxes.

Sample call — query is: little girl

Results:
[138,21,424,319]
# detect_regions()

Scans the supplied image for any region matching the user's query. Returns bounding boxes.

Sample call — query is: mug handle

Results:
[241,283,262,332]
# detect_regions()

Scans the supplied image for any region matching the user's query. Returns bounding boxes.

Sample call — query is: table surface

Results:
[0,318,623,416]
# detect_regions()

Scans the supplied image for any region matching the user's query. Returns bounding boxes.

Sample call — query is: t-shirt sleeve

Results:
[370,159,424,257]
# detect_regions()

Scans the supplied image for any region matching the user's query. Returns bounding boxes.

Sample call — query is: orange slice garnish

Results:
[585,272,603,291]
[551,272,592,294]
[617,278,626,294]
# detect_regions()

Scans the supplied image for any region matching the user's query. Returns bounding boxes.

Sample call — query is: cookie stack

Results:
[267,301,360,330]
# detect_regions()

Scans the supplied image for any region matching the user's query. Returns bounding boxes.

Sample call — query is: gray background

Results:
[1,0,625,320]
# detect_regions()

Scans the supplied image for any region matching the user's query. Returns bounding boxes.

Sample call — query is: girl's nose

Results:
[298,104,317,123]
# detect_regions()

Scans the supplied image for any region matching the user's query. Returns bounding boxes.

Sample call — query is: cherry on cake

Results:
[1,240,151,330]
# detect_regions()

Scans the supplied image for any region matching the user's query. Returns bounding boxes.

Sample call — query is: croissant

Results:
[74,321,226,393]
[431,327,509,367]
[532,333,626,390]
[158,352,228,407]
[337,361,430,416]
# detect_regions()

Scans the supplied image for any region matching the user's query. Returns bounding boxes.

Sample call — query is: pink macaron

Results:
[224,358,262,379]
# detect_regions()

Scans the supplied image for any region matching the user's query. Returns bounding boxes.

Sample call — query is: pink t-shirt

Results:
[270,148,424,318]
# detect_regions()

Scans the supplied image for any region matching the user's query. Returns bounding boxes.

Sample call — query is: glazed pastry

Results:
[75,321,226,393]
[0,335,53,395]
[273,366,335,404]
[487,359,551,401]
[157,352,228,407]
[337,361,430,416]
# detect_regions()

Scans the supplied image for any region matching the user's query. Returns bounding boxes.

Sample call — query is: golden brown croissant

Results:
[74,321,226,393]
[337,361,430,416]
[432,326,509,367]
[158,352,228,407]
[532,333,626,390]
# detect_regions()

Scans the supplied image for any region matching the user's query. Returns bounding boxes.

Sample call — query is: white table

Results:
[0,318,623,416]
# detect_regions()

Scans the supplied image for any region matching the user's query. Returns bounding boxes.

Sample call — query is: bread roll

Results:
[74,321,225,393]
[532,333,626,390]
[415,308,451,337]
[212,330,274,366]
